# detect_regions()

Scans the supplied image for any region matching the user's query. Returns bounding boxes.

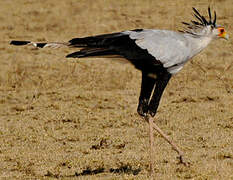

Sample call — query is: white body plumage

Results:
[124,29,214,74]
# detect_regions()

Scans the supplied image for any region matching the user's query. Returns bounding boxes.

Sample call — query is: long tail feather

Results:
[68,32,123,48]
[10,40,31,46]
[10,31,127,59]
[10,40,68,48]
[66,48,117,58]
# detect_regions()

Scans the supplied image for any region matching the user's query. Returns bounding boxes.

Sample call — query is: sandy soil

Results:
[0,0,233,179]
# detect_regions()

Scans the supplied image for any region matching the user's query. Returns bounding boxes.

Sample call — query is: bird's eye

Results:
[219,28,224,33]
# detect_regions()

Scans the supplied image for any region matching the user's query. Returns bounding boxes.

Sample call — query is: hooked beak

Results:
[221,31,229,40]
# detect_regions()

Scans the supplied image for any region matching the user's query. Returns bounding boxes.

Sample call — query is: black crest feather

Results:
[183,7,217,27]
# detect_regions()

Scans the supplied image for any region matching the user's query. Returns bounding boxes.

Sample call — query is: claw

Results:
[177,155,191,167]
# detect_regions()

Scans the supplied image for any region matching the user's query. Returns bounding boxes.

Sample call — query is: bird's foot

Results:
[177,155,191,167]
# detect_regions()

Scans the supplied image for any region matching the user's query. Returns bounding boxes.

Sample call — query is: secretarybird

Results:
[10,7,228,174]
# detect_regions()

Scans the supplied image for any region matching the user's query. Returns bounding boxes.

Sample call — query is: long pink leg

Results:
[148,116,155,175]
[146,116,186,166]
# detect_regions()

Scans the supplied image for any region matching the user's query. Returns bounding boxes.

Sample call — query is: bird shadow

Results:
[45,165,141,178]
[76,165,141,176]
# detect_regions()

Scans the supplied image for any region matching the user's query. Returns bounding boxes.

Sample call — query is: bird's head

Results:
[212,26,229,40]
[181,7,229,40]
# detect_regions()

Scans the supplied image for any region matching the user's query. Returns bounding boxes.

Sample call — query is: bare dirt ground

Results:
[0,0,233,179]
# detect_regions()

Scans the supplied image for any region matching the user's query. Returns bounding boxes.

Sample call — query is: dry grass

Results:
[0,0,233,179]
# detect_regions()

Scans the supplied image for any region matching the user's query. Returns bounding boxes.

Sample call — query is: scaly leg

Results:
[147,116,187,165]
[148,116,155,175]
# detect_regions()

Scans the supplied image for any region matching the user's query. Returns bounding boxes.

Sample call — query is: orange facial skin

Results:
[218,27,227,39]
